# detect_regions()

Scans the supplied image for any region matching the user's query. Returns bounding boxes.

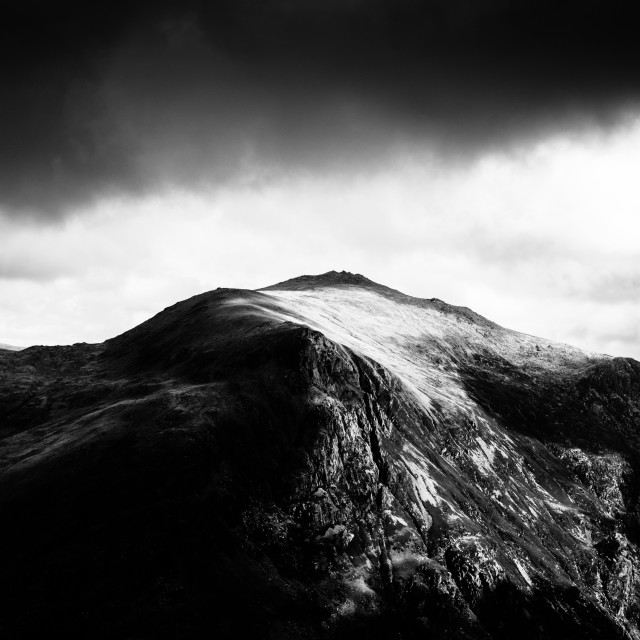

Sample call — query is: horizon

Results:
[2,1,640,359]
[0,268,632,360]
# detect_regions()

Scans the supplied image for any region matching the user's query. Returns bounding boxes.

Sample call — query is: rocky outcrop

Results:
[1,274,639,638]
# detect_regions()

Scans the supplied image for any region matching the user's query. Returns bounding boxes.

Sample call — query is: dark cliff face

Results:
[1,273,639,639]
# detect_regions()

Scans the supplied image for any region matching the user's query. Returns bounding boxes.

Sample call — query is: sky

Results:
[2,0,640,358]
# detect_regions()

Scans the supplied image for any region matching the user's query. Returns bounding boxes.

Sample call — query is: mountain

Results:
[1,271,639,639]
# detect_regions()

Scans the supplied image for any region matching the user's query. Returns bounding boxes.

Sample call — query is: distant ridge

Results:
[0,343,22,351]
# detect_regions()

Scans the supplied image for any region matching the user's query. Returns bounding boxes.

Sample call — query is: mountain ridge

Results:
[0,342,23,351]
[262,270,501,331]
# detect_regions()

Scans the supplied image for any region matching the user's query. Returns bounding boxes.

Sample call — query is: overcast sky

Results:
[2,0,640,358]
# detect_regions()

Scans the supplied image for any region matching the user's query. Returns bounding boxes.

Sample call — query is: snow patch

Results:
[476,437,496,464]
[514,559,534,586]
[469,447,495,476]
[545,500,576,513]
[389,514,409,527]
[402,456,440,507]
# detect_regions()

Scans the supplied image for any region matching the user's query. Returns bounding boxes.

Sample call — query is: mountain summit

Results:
[1,273,639,639]
[263,269,380,289]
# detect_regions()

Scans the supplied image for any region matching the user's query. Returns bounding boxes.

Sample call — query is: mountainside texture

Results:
[1,271,640,639]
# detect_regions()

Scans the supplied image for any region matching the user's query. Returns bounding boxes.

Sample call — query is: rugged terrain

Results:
[1,271,640,639]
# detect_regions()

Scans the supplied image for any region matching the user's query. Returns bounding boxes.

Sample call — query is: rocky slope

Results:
[1,271,639,639]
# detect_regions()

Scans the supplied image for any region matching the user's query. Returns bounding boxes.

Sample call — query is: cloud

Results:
[2,3,639,359]
[1,120,639,360]
[3,0,640,218]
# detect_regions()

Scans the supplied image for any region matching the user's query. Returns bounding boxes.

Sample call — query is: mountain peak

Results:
[261,270,497,329]
[260,270,379,291]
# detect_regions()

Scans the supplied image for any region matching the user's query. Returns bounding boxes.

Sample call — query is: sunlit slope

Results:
[259,272,600,414]
[246,273,638,638]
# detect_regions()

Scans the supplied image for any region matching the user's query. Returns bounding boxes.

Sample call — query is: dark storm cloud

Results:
[3,0,640,218]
